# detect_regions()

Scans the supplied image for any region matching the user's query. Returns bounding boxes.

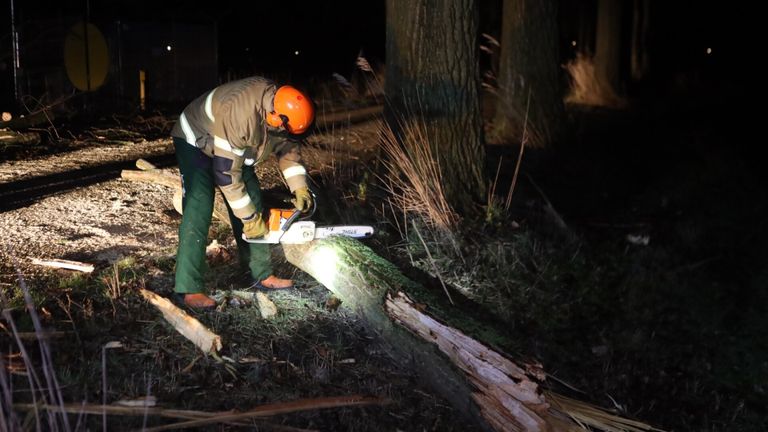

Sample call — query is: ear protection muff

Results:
[266,111,283,128]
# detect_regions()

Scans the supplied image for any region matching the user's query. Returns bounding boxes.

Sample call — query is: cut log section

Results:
[139,289,222,354]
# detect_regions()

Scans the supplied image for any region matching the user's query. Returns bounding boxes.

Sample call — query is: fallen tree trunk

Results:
[130,159,659,432]
[283,237,555,431]
[283,237,659,432]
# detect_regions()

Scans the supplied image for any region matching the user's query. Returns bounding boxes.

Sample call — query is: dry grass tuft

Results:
[547,391,665,432]
[375,117,459,233]
[564,53,627,108]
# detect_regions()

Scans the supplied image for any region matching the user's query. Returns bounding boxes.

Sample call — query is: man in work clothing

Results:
[170,76,315,310]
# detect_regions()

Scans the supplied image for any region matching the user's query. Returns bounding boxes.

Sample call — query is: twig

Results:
[11,403,318,431]
[505,89,531,211]
[411,221,454,305]
[102,341,123,431]
[141,395,388,432]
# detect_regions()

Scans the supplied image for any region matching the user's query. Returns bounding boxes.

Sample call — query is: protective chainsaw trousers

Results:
[173,138,271,294]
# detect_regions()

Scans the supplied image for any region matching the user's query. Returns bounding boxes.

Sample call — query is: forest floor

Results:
[0,87,766,432]
[1,112,483,432]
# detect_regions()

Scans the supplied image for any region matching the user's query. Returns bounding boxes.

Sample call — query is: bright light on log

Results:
[305,245,341,291]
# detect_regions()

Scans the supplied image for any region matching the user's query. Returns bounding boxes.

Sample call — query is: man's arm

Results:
[274,139,308,193]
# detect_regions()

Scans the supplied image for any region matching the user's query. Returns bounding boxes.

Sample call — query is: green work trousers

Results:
[173,138,271,294]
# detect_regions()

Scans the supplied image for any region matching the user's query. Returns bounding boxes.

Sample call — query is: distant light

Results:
[294,50,300,56]
[245,47,250,52]
[166,45,172,52]
[571,40,577,47]
[706,47,712,55]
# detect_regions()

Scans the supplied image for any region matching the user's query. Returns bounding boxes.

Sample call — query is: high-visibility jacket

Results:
[171,76,308,220]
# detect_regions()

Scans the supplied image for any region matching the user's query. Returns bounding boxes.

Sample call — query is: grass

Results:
[375,116,458,233]
[1,231,479,431]
[369,82,767,430]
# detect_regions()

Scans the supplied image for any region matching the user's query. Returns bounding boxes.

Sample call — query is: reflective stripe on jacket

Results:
[171,76,308,219]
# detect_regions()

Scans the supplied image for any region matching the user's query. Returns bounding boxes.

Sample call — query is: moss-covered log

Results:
[284,237,570,432]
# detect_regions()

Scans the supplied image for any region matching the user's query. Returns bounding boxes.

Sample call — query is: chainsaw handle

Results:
[284,189,316,220]
[281,209,303,231]
[281,189,316,231]
[301,189,317,220]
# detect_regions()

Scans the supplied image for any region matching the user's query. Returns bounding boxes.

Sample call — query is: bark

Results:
[630,0,650,81]
[491,0,563,148]
[385,0,486,213]
[283,237,567,431]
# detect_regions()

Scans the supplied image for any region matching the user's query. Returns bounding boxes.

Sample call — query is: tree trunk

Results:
[594,0,623,95]
[630,0,650,82]
[385,0,486,214]
[490,0,563,148]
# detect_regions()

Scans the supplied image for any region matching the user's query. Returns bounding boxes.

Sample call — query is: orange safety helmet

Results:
[266,85,315,134]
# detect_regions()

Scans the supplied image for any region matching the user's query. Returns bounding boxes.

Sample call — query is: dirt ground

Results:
[0,118,372,283]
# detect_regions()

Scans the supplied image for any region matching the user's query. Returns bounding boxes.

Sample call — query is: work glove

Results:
[242,214,268,239]
[292,187,313,213]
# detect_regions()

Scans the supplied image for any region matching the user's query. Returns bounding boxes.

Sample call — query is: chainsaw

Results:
[242,192,374,244]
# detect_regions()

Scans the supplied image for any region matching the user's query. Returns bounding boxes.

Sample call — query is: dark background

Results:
[0,0,754,109]
[0,0,387,109]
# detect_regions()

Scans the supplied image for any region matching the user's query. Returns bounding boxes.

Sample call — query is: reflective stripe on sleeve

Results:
[204,89,215,121]
[229,194,252,210]
[282,165,307,179]
[214,135,246,156]
[179,113,196,146]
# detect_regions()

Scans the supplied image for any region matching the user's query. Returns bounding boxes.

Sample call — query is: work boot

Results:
[182,293,216,310]
[253,275,294,291]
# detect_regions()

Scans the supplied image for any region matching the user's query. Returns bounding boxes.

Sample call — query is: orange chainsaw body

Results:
[267,209,297,231]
